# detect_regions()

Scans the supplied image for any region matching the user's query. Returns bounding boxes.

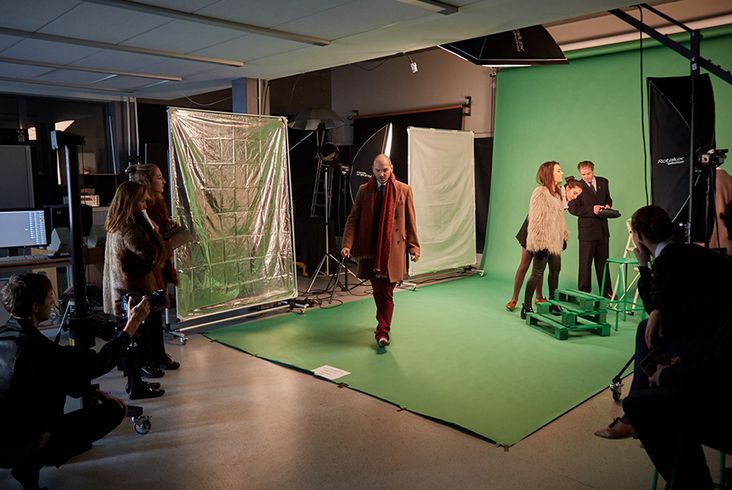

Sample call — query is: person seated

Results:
[0,273,150,490]
[594,205,732,439]
[623,302,732,489]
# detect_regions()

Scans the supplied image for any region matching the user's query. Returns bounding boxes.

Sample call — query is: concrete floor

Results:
[3,273,715,490]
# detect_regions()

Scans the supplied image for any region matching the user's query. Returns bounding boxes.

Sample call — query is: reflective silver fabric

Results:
[168,108,296,321]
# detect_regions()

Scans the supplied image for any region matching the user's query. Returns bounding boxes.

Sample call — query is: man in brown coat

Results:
[341,154,420,348]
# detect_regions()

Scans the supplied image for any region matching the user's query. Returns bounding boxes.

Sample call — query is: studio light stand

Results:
[288,108,359,301]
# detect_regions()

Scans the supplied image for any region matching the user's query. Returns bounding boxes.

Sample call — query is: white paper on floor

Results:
[313,365,351,380]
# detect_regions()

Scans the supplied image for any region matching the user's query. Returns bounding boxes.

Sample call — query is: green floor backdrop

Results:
[207,277,638,446]
[483,26,732,284]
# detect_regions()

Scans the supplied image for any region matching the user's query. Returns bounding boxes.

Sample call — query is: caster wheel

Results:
[133,415,151,434]
[179,337,187,345]
[610,382,622,403]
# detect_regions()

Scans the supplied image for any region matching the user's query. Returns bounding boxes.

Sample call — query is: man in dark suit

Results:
[341,154,420,349]
[621,205,732,488]
[568,160,613,298]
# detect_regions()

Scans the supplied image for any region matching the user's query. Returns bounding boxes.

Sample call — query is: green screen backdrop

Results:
[483,27,732,289]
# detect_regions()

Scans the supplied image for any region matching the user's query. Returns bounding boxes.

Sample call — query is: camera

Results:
[696,147,728,168]
[120,289,168,316]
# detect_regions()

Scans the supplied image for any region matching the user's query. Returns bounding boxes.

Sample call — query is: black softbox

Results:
[648,75,716,242]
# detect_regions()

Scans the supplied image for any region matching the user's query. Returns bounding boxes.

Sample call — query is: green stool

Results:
[601,257,645,331]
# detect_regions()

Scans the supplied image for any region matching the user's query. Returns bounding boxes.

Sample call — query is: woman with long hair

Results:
[126,163,180,370]
[506,176,583,312]
[103,181,166,399]
[520,161,570,319]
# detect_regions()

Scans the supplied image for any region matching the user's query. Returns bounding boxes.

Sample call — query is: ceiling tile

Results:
[40,2,172,44]
[0,0,80,32]
[0,61,53,79]
[33,69,112,84]
[0,39,101,64]
[196,0,351,28]
[124,19,245,53]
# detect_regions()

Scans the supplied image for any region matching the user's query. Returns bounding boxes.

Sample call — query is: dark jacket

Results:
[0,317,130,460]
[567,176,612,241]
[638,242,732,338]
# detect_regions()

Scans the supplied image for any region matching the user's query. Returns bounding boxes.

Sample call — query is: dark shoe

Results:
[376,336,389,348]
[520,306,533,320]
[594,417,636,439]
[549,304,562,313]
[140,366,165,378]
[129,386,165,400]
[156,354,180,370]
[126,381,161,394]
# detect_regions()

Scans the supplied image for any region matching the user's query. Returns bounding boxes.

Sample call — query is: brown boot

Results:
[594,417,636,439]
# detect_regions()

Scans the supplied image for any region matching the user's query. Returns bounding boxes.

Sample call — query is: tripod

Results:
[305,161,360,298]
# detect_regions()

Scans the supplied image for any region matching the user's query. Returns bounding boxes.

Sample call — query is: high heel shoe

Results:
[520,305,533,320]
[534,297,548,304]
[505,299,518,312]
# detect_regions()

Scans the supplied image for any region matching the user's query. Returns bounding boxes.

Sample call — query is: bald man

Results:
[342,154,420,349]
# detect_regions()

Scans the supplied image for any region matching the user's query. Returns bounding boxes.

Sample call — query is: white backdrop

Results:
[407,127,476,276]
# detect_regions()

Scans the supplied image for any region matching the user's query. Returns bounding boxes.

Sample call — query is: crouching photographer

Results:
[103,181,174,398]
[0,273,150,490]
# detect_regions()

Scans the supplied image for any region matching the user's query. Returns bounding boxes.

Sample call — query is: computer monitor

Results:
[0,210,48,248]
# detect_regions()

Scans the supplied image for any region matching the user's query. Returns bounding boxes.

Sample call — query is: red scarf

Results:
[352,174,396,274]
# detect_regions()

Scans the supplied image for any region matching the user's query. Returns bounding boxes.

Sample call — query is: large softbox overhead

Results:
[439,25,567,66]
[648,75,716,241]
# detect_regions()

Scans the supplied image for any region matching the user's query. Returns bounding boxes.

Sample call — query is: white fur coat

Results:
[526,186,569,255]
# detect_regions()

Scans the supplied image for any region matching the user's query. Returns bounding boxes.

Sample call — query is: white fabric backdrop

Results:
[407,127,476,276]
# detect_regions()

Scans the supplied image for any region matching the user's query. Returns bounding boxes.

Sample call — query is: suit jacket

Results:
[342,179,420,282]
[637,242,732,338]
[568,176,612,241]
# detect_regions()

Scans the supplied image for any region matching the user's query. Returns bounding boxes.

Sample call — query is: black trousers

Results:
[8,396,126,489]
[578,238,612,296]
[624,388,731,489]
[139,310,166,365]
[523,251,561,308]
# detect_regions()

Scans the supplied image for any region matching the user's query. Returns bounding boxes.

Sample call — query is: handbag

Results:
[598,208,621,219]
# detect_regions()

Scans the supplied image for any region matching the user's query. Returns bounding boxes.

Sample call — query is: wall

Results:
[483,27,732,287]
[330,48,494,145]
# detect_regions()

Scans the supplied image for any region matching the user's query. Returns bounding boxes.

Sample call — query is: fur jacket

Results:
[102,213,168,316]
[526,186,569,255]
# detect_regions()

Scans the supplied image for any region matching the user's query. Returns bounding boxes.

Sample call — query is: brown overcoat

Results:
[342,179,420,283]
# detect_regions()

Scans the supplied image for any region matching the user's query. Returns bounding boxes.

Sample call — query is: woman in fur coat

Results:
[521,161,570,319]
[126,163,180,370]
[102,181,167,399]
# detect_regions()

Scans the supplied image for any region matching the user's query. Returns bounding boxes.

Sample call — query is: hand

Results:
[633,242,651,267]
[648,357,680,387]
[410,252,420,262]
[95,389,126,412]
[604,204,611,209]
[592,205,603,215]
[341,247,350,258]
[123,296,150,337]
[644,310,663,348]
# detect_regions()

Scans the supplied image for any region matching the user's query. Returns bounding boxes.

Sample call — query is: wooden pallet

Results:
[526,311,611,340]
[555,288,609,311]
[526,289,611,340]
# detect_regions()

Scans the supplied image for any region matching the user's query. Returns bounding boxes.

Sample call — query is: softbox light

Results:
[289,108,344,131]
[439,25,567,67]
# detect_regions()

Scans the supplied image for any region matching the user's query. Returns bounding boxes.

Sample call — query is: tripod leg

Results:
[306,254,329,293]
